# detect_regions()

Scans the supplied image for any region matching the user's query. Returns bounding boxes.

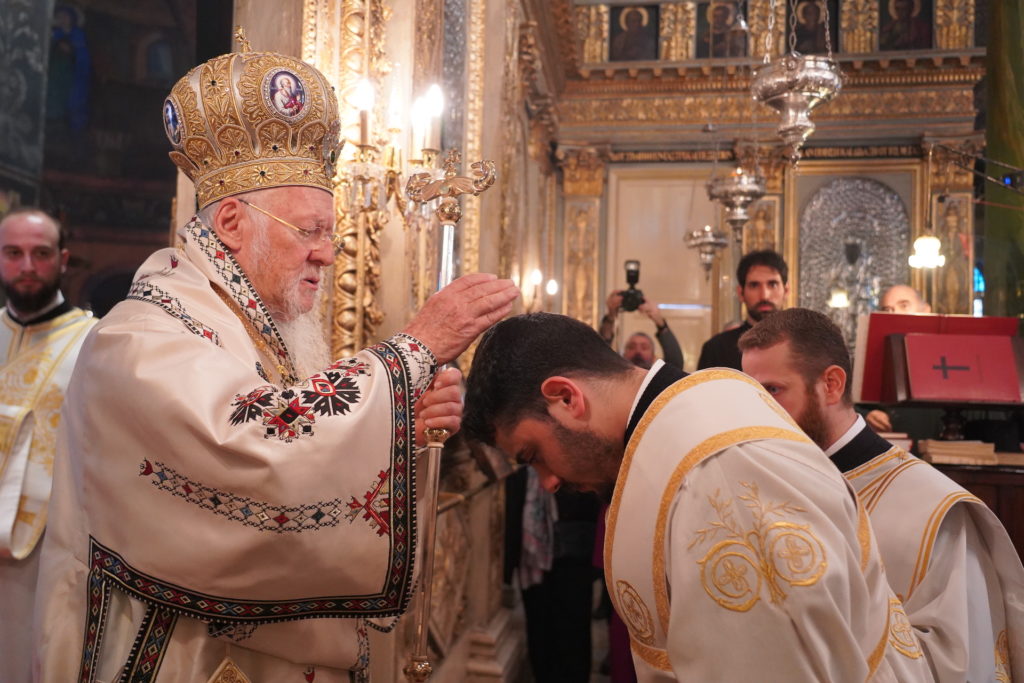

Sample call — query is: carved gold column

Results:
[303,0,390,358]
[576,4,609,64]
[660,2,696,61]
[749,0,786,61]
[935,0,975,50]
[840,0,879,53]
[462,0,486,278]
[558,147,606,328]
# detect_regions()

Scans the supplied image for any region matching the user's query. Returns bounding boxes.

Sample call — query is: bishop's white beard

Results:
[276,294,331,380]
[247,218,331,380]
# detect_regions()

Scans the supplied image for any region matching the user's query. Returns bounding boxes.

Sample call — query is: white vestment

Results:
[605,368,934,682]
[34,219,436,682]
[0,303,95,682]
[834,422,1024,681]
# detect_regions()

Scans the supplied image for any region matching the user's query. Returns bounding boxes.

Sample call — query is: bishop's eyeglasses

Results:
[237,198,341,249]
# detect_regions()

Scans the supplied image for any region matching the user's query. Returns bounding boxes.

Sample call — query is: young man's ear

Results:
[212,198,245,251]
[821,364,847,406]
[539,376,587,420]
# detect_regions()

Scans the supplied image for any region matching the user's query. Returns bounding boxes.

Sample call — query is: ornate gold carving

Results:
[557,146,606,196]
[936,0,975,49]
[887,598,924,658]
[615,580,656,645]
[840,0,879,54]
[550,0,582,76]
[304,0,390,357]
[462,0,485,279]
[691,482,827,613]
[659,2,696,61]
[560,88,975,126]
[930,140,978,192]
[413,0,444,90]
[498,0,524,282]
[520,21,559,164]
[563,198,600,326]
[749,0,787,60]
[577,4,610,64]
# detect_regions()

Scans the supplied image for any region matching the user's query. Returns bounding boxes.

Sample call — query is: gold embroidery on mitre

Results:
[887,598,923,658]
[615,580,656,646]
[163,43,341,209]
[692,482,826,612]
[995,630,1011,682]
[206,657,252,683]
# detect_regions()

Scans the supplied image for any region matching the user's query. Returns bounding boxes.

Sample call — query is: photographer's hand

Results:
[638,299,667,330]
[600,290,623,345]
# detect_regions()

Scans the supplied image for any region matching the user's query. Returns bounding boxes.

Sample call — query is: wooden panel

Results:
[934,465,1024,561]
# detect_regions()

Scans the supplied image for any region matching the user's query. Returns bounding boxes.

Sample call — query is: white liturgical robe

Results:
[829,419,1024,681]
[605,366,934,682]
[33,219,437,682]
[0,302,94,682]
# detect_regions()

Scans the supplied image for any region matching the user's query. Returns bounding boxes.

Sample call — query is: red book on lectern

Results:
[853,313,1019,403]
[902,334,1020,403]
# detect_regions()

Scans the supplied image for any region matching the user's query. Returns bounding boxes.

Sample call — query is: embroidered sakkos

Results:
[33,219,437,682]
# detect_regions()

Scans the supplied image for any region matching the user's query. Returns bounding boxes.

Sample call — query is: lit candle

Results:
[424,84,444,150]
[410,96,427,158]
[353,79,375,147]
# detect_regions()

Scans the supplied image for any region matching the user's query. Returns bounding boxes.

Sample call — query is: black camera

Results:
[620,260,645,312]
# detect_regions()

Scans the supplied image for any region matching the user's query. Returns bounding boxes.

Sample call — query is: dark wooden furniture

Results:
[934,464,1024,561]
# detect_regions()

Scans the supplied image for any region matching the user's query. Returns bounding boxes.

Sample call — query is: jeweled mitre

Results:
[162,45,341,209]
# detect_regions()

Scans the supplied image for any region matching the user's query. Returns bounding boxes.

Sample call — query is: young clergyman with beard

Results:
[697,249,788,370]
[0,209,96,682]
[739,308,1024,681]
[464,312,934,682]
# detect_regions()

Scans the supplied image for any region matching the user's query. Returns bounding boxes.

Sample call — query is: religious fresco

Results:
[695,1,748,58]
[743,198,781,253]
[933,193,974,314]
[788,0,839,54]
[609,5,660,61]
[0,0,57,205]
[878,0,933,51]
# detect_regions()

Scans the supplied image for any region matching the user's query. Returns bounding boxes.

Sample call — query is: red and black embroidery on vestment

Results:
[228,359,370,441]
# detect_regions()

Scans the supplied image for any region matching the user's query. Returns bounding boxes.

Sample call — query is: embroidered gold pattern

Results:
[907,491,980,599]
[887,598,924,659]
[615,580,656,646]
[207,657,253,683]
[691,482,827,612]
[995,630,1011,682]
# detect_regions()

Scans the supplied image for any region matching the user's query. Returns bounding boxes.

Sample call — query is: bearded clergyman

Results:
[0,208,95,682]
[32,43,516,681]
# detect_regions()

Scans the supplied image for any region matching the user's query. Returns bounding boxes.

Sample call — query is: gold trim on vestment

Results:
[856,497,872,574]
[0,313,94,558]
[866,594,892,681]
[859,458,924,513]
[206,657,253,683]
[887,598,924,659]
[907,491,980,599]
[604,367,814,670]
[629,638,673,672]
[844,446,905,481]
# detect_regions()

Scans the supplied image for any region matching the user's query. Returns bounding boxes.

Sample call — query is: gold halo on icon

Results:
[705,1,737,27]
[887,0,921,20]
[618,5,651,31]
[796,0,826,26]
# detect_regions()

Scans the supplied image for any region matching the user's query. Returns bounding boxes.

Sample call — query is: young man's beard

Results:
[550,420,623,503]
[747,301,779,323]
[3,275,60,317]
[795,387,830,450]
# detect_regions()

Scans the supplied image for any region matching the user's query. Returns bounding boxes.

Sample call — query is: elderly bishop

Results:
[32,45,516,681]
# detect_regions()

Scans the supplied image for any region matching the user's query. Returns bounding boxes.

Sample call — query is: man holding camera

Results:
[599,260,683,369]
[697,249,788,370]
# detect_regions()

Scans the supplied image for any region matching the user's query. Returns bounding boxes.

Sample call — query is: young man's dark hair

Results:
[738,307,853,404]
[464,312,634,446]
[737,249,788,287]
[0,207,66,250]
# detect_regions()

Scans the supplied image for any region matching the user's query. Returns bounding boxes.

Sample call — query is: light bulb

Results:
[425,84,444,118]
[353,79,375,112]
[545,279,559,296]
[529,269,543,286]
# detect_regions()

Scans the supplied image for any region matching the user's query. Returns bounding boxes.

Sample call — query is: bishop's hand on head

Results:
[402,273,518,364]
